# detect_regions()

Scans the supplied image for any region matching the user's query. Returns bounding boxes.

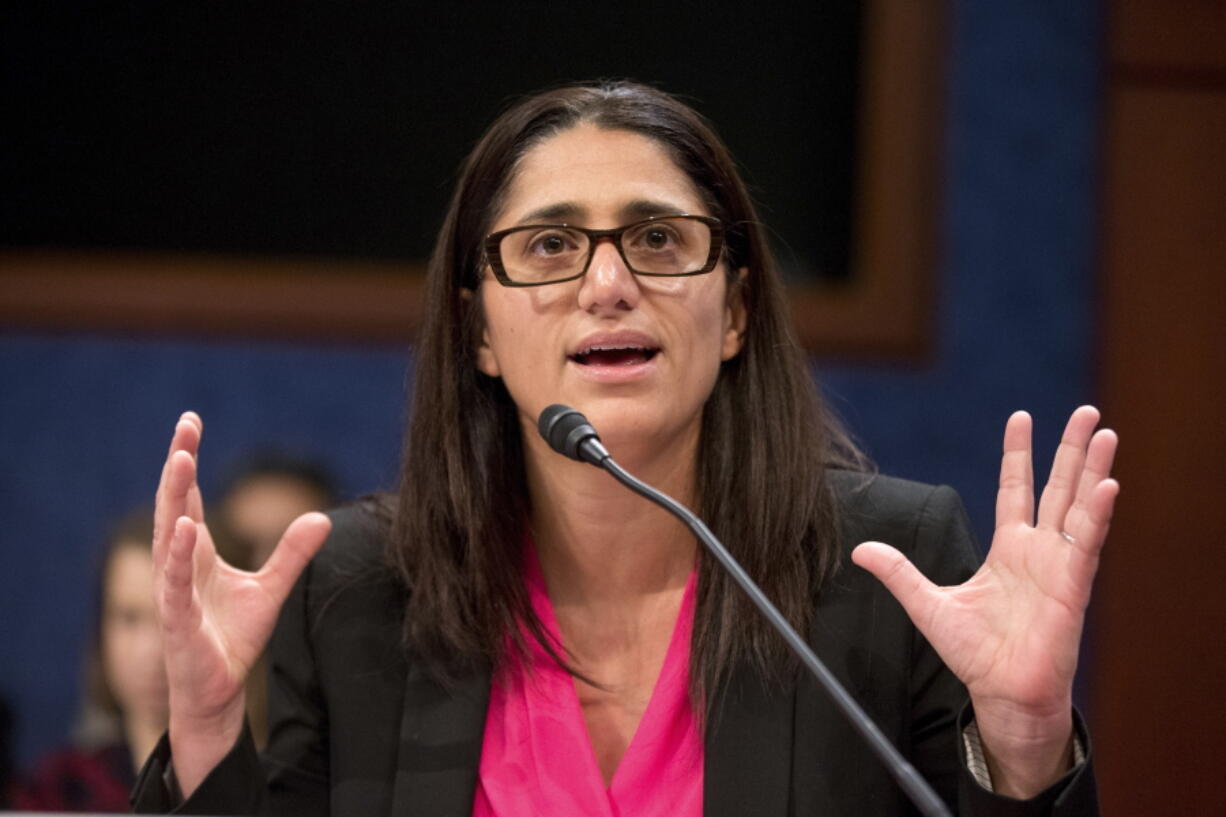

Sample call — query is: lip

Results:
[567,329,662,383]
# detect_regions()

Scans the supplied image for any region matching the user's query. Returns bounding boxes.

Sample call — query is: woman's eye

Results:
[529,231,578,255]
[645,229,672,248]
[631,225,680,251]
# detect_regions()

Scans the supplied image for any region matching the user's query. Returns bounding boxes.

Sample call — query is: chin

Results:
[581,399,702,458]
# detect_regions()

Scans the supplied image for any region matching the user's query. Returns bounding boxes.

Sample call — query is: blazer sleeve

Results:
[900,484,1099,816]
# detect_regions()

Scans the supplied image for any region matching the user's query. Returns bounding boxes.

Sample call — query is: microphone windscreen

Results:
[538,404,592,461]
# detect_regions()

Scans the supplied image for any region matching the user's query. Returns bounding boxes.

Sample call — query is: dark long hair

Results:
[76,510,156,748]
[390,81,864,705]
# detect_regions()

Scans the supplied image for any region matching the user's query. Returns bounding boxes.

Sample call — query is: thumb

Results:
[258,512,332,606]
[851,541,941,632]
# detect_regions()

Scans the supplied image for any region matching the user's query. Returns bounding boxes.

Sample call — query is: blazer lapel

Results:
[704,665,796,817]
[391,658,492,817]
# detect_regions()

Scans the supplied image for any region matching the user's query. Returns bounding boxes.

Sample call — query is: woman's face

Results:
[101,543,167,722]
[475,123,745,459]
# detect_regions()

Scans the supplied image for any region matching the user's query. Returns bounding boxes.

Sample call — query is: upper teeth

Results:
[580,344,648,355]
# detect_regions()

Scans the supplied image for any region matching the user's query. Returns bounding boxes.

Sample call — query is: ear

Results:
[461,287,501,378]
[720,267,749,361]
[475,330,500,378]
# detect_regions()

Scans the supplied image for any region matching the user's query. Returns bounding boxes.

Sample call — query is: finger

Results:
[156,454,212,581]
[153,414,203,571]
[175,409,205,517]
[155,413,202,508]
[165,450,198,518]
[1036,406,1100,531]
[160,516,202,639]
[1064,478,1120,597]
[191,516,221,582]
[995,411,1035,531]
[1066,428,1118,534]
[154,449,196,577]
[852,542,942,634]
[257,512,332,608]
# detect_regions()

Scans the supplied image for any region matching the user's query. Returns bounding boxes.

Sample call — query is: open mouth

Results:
[570,344,660,366]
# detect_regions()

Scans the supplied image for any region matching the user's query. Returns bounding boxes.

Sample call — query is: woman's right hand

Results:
[153,412,331,797]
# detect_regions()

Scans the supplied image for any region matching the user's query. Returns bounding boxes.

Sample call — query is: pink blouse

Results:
[472,549,702,817]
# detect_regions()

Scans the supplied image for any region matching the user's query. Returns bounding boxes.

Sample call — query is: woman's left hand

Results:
[852,406,1119,798]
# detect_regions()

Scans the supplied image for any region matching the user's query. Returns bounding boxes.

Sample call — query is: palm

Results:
[909,524,1091,716]
[153,414,330,724]
[853,407,1118,718]
[161,530,285,719]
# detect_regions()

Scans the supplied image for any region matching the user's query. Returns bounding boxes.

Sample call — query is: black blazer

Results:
[133,471,1097,816]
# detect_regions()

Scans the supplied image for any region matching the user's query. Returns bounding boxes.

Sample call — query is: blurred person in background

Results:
[219,452,339,570]
[215,452,338,750]
[11,509,250,811]
[12,510,166,812]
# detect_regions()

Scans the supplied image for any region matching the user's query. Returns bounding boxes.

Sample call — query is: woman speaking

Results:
[137,82,1117,816]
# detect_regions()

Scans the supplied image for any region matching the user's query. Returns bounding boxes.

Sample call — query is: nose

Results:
[577,237,640,313]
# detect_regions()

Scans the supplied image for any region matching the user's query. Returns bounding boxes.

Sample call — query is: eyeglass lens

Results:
[497,217,713,284]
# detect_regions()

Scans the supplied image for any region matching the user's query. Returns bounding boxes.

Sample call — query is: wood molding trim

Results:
[1,2,944,360]
[0,252,425,344]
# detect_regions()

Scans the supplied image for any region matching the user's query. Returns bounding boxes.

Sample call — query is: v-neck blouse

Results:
[472,550,702,817]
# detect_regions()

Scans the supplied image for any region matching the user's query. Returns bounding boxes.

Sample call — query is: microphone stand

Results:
[539,405,953,817]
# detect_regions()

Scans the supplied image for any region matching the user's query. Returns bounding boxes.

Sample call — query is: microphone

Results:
[537,404,611,466]
[536,404,953,817]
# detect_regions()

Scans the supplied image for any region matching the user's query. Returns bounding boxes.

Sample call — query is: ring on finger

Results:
[1060,531,1077,544]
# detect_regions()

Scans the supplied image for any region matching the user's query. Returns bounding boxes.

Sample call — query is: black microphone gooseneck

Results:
[537,404,953,817]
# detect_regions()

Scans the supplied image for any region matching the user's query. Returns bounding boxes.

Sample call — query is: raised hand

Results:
[852,406,1119,797]
[152,413,331,796]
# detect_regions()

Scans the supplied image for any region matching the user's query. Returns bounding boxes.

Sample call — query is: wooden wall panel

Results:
[1112,0,1226,72]
[1093,4,1226,810]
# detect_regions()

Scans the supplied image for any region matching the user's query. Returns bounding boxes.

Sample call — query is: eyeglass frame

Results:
[482,214,725,287]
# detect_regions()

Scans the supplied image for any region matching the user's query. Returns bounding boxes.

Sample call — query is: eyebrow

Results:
[517,202,583,224]
[514,198,694,225]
